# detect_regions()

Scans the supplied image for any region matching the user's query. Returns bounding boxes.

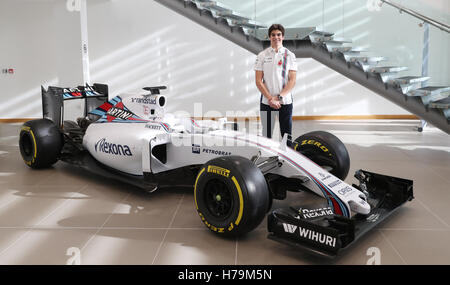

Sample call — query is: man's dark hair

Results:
[268,24,285,37]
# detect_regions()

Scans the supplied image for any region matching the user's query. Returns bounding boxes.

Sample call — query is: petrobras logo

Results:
[202,148,232,156]
[95,138,132,156]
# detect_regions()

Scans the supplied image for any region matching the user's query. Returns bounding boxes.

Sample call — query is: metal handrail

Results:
[380,0,450,33]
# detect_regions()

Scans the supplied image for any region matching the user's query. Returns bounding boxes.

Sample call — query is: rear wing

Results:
[41,83,109,127]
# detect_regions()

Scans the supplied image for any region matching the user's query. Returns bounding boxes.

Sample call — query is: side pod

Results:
[267,170,414,257]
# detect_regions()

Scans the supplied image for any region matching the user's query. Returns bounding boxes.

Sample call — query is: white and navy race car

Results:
[18,84,413,257]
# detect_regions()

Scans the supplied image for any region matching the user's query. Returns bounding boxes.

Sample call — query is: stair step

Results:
[407,86,450,96]
[368,66,409,73]
[429,97,450,120]
[390,76,430,94]
[342,50,365,56]
[226,18,266,28]
[392,76,430,85]
[309,30,335,42]
[320,39,353,46]
[246,27,316,41]
[309,33,334,43]
[311,30,334,37]
[215,10,250,21]
[396,83,422,94]
[407,87,450,106]
[325,44,352,53]
[326,45,368,53]
[429,96,450,109]
[194,1,232,13]
[345,55,388,64]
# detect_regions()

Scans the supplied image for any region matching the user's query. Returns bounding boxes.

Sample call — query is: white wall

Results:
[0,0,83,120]
[1,0,447,119]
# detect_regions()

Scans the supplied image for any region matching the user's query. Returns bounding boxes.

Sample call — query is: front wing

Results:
[267,169,414,257]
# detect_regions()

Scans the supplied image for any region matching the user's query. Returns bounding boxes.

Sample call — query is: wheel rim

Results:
[20,133,33,157]
[204,179,234,219]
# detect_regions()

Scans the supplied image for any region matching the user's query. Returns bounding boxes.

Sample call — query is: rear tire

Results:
[19,119,63,169]
[194,156,270,237]
[292,131,350,180]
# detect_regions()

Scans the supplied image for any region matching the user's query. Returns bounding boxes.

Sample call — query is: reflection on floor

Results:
[0,120,449,265]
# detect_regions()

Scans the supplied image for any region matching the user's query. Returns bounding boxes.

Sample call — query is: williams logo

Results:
[95,138,132,156]
[192,144,200,154]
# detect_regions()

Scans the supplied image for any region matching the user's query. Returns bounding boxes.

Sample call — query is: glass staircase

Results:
[155,0,450,134]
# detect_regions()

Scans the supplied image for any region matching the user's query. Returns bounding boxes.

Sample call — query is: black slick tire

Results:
[292,131,350,180]
[19,119,63,169]
[194,156,270,237]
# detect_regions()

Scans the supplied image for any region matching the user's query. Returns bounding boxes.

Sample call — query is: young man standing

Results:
[254,24,297,143]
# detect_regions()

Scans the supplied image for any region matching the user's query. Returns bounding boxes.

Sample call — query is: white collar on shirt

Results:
[269,46,285,54]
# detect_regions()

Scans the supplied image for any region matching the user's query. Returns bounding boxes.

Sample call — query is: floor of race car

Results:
[0,120,449,265]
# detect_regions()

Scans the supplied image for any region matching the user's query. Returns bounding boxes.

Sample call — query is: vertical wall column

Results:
[79,0,90,84]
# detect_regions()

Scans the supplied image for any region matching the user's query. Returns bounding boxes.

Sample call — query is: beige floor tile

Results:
[0,185,86,227]
[0,165,55,187]
[171,194,205,229]
[381,229,450,264]
[0,229,30,258]
[153,229,236,265]
[38,184,131,228]
[103,191,184,229]
[0,228,97,265]
[332,230,406,265]
[81,229,166,265]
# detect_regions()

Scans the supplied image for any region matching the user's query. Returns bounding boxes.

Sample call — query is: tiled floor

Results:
[0,120,449,265]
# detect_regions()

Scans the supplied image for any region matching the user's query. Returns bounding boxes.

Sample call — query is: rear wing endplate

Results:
[41,83,109,127]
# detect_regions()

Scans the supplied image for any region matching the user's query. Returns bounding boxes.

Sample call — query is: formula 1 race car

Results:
[18,83,414,257]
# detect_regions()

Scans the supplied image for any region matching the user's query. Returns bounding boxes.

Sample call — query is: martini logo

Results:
[95,138,132,156]
[106,107,133,120]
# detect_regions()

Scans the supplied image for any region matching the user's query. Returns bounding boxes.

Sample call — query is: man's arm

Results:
[279,70,296,98]
[255,70,280,109]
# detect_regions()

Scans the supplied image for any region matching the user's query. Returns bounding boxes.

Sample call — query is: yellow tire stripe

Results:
[194,168,205,210]
[29,130,37,160]
[231,176,244,226]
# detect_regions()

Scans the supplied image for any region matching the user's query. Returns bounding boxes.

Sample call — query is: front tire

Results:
[19,119,63,169]
[292,131,350,180]
[194,156,270,237]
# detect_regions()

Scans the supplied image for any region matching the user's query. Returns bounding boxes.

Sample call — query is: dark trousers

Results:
[260,102,293,144]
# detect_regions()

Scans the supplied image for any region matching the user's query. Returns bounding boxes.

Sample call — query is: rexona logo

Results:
[282,223,337,248]
[95,138,132,156]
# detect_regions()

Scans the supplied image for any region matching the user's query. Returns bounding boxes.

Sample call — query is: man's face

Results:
[270,29,284,47]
